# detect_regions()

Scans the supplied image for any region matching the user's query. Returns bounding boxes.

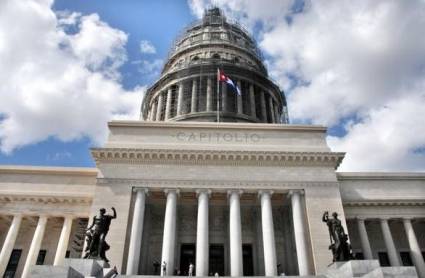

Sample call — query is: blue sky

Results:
[0,0,424,171]
[0,0,197,167]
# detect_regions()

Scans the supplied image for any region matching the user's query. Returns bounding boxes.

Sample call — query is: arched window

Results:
[212,53,220,59]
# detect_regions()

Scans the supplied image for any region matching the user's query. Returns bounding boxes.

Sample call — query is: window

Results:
[4,249,22,278]
[65,250,71,258]
[378,252,390,266]
[400,251,413,266]
[212,53,220,59]
[36,250,47,265]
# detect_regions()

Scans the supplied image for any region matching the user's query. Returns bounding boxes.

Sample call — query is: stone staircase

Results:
[29,259,417,278]
[325,260,417,278]
[29,258,117,278]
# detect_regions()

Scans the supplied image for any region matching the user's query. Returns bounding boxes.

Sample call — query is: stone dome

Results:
[140,8,289,123]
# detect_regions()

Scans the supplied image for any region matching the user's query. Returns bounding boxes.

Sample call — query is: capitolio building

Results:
[0,8,424,278]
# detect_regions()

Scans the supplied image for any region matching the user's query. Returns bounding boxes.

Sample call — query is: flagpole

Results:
[216,68,220,123]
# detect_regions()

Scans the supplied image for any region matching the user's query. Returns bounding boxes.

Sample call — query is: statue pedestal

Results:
[29,258,116,278]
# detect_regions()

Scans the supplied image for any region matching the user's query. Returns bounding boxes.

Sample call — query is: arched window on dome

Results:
[191,56,200,63]
[212,53,221,59]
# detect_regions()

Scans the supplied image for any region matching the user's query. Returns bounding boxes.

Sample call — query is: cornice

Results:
[343,200,425,207]
[0,192,92,205]
[0,165,98,176]
[108,120,327,132]
[337,172,425,181]
[91,148,344,169]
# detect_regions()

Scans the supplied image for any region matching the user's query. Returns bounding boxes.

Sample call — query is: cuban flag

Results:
[218,69,241,95]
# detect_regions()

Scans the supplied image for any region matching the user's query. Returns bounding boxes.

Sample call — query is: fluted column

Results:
[206,77,213,112]
[127,189,148,274]
[196,190,211,277]
[403,218,425,277]
[191,80,198,113]
[356,218,373,260]
[0,215,22,276]
[236,80,243,114]
[156,93,164,121]
[165,88,172,120]
[249,84,256,118]
[268,96,275,123]
[228,190,243,276]
[161,189,178,276]
[22,215,48,278]
[260,91,267,123]
[177,83,184,116]
[259,190,277,276]
[221,82,228,112]
[380,218,401,266]
[53,216,74,266]
[290,190,310,276]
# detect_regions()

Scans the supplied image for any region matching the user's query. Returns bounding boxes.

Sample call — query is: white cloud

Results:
[140,40,156,54]
[188,0,425,171]
[0,0,144,153]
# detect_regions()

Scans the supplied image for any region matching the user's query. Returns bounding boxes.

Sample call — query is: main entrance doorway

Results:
[209,244,225,276]
[243,244,254,276]
[180,244,196,275]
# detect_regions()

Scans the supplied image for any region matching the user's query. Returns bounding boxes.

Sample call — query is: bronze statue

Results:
[322,211,353,262]
[84,207,117,262]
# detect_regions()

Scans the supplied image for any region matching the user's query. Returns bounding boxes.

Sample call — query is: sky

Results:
[0,0,424,171]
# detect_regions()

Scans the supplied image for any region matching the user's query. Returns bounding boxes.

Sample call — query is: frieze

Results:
[91,148,344,169]
[96,178,339,190]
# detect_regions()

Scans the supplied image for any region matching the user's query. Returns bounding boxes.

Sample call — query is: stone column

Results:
[191,80,198,113]
[357,218,373,260]
[53,215,74,266]
[380,218,401,266]
[165,88,172,120]
[221,82,228,112]
[196,190,211,277]
[259,190,277,276]
[161,189,178,276]
[127,188,148,275]
[150,100,158,121]
[206,77,213,112]
[274,103,280,124]
[290,190,310,276]
[260,91,267,123]
[228,190,243,276]
[177,83,184,116]
[22,215,48,278]
[403,218,425,277]
[156,93,164,121]
[236,80,243,114]
[268,96,275,123]
[249,84,256,118]
[0,214,22,276]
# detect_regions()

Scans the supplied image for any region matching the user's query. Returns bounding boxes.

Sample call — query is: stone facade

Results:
[0,122,424,278]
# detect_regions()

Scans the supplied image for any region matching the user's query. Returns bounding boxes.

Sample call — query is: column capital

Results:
[196,189,212,197]
[379,216,394,222]
[288,189,304,197]
[133,187,149,194]
[356,216,368,221]
[402,217,414,222]
[258,190,274,198]
[227,189,243,198]
[164,188,180,196]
